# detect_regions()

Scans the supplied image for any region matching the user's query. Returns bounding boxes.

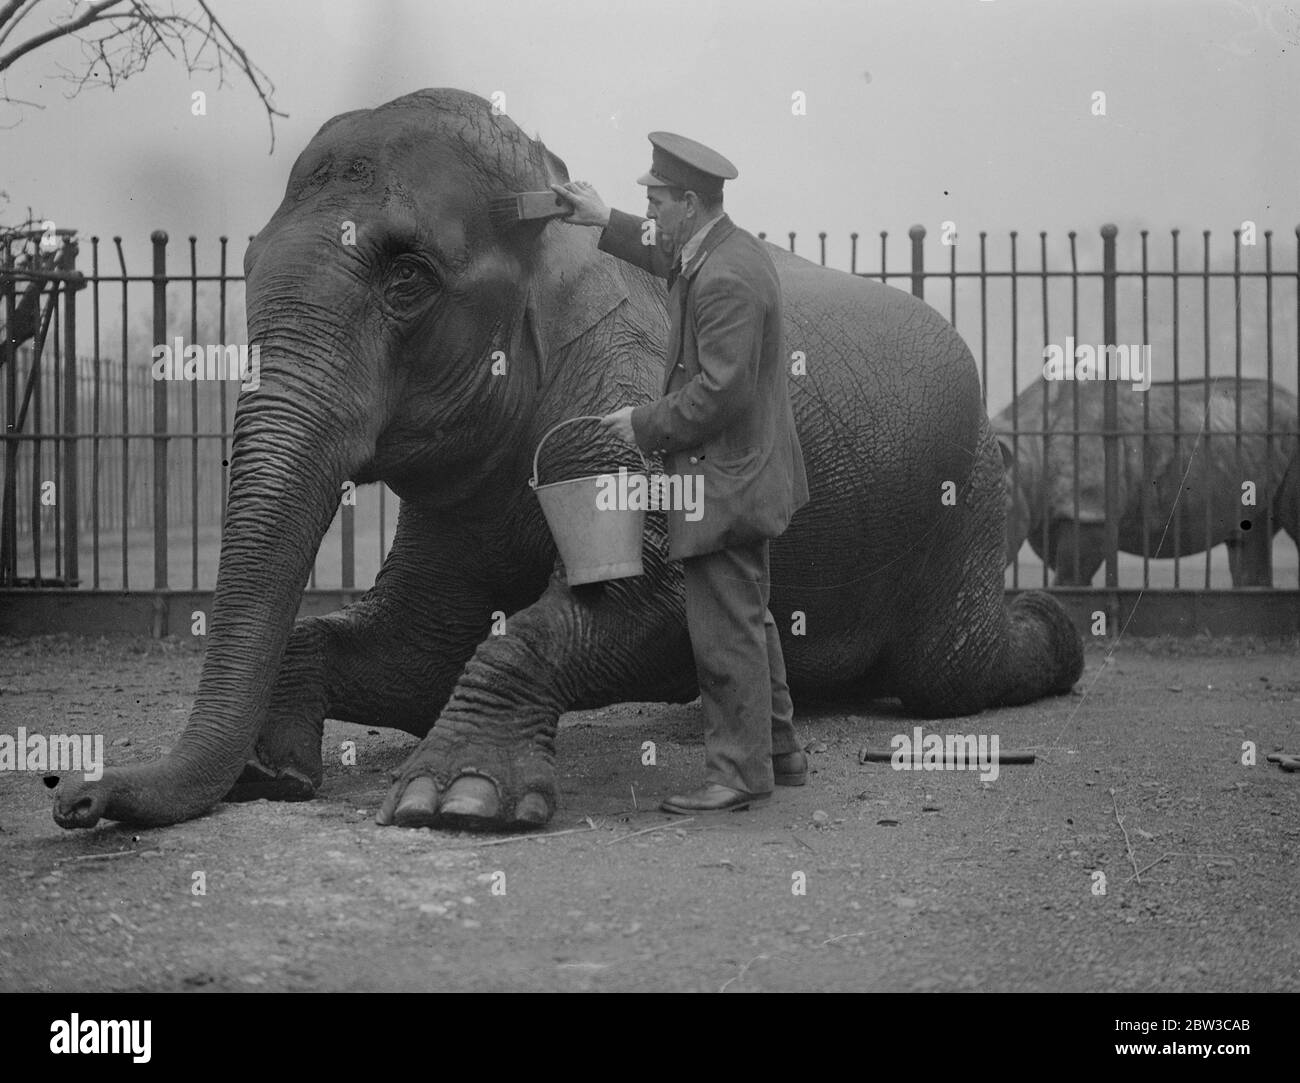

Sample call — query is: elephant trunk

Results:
[55,337,357,828]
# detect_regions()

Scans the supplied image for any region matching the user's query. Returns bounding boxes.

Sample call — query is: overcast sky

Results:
[3,0,1299,395]
[4,0,1297,258]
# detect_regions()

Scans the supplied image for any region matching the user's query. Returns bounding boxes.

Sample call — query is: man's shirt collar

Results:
[677,211,726,273]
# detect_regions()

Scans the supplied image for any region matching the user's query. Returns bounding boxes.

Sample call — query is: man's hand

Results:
[551,181,611,228]
[600,406,637,445]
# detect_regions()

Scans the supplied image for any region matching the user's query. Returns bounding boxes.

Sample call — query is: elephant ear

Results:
[494,139,631,357]
[534,246,630,354]
[506,283,549,394]
[497,219,630,368]
[500,258,630,395]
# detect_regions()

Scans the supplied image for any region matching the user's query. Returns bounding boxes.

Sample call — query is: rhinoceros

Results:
[992,376,1299,585]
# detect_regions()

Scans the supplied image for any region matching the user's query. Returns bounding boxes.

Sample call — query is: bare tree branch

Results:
[0,0,285,150]
[0,2,43,52]
[0,3,29,38]
[129,0,179,62]
[193,0,278,150]
[0,1,120,63]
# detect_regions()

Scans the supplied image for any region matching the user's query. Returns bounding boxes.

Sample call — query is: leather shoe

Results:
[773,750,808,786]
[660,782,771,814]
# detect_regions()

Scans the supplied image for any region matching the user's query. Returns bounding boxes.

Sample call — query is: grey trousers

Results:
[681,538,800,794]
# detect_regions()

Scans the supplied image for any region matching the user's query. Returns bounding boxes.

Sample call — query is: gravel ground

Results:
[1,632,1297,992]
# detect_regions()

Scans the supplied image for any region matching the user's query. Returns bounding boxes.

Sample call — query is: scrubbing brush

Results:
[489,190,574,230]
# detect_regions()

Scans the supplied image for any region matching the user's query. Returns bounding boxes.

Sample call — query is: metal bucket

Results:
[529,415,648,585]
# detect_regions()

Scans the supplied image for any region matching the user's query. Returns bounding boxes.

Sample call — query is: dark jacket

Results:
[598,209,809,559]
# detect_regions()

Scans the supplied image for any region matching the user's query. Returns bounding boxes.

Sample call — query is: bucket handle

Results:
[529,414,649,489]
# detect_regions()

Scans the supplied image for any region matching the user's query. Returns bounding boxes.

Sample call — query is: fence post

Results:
[62,243,81,586]
[152,231,169,593]
[1263,230,1275,586]
[341,495,355,590]
[909,225,925,299]
[1,245,16,584]
[1101,224,1120,626]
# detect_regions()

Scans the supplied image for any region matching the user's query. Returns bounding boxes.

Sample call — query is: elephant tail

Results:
[986,589,1085,707]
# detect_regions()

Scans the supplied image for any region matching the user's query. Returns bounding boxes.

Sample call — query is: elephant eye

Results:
[387,258,439,301]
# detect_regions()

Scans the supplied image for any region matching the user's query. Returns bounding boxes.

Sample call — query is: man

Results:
[551,131,810,813]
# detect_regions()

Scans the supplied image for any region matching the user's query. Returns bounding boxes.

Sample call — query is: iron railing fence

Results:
[5,344,232,535]
[2,226,1298,599]
[0,230,395,593]
[764,224,1300,593]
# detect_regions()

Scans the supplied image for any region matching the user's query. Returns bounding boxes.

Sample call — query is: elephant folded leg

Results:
[377,556,695,831]
[223,615,332,803]
[226,508,504,804]
[886,588,1082,717]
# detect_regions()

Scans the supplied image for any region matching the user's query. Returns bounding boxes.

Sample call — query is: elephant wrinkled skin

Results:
[54,89,1083,833]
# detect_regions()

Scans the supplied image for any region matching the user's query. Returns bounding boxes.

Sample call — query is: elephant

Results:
[992,376,1300,585]
[53,87,1083,833]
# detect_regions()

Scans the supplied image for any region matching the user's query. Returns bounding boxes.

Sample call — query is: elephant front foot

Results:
[376,724,556,831]
[224,758,319,803]
[223,717,324,804]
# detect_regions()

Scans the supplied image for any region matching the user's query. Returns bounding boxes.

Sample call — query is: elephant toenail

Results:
[393,777,441,828]
[514,793,549,825]
[236,759,275,784]
[440,776,500,819]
